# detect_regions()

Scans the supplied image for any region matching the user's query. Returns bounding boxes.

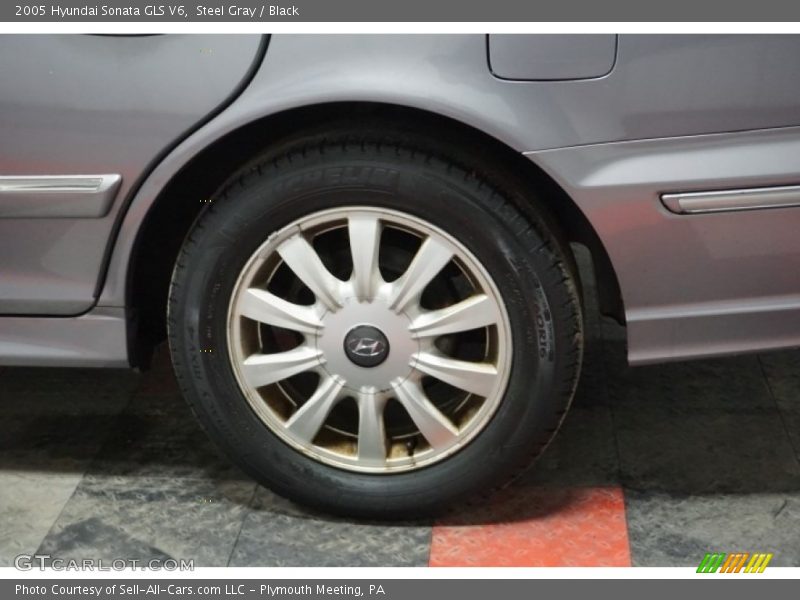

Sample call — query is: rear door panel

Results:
[0,34,263,314]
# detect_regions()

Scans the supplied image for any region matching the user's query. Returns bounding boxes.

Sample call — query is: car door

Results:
[0,34,264,315]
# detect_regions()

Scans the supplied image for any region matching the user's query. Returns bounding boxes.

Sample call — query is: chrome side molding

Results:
[661,185,800,215]
[0,174,122,218]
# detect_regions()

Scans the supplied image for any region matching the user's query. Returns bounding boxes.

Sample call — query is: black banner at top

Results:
[2,0,800,22]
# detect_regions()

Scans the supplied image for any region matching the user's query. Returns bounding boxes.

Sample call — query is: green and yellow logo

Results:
[697,552,773,573]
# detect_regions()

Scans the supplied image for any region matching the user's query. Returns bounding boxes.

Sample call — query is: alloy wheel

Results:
[227,207,512,473]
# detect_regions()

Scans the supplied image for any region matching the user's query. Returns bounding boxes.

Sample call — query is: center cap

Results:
[344,325,390,368]
[316,297,417,392]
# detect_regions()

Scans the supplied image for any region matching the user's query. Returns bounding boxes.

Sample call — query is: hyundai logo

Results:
[343,325,390,368]
[348,337,386,357]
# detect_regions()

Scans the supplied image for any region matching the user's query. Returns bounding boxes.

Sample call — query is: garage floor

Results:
[2,254,800,568]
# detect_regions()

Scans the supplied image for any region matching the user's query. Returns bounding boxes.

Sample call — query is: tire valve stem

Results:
[405,437,418,457]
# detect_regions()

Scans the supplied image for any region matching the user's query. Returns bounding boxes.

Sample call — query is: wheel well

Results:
[127,102,623,367]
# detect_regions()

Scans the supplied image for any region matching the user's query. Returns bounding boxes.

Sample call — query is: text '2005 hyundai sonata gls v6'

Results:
[1,34,799,518]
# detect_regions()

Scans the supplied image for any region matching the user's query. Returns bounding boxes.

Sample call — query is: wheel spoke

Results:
[357,388,388,463]
[393,378,458,450]
[277,234,343,311]
[348,215,382,302]
[285,375,345,443]
[413,352,498,397]
[387,236,453,313]
[241,346,322,388]
[238,288,323,334]
[409,294,499,338]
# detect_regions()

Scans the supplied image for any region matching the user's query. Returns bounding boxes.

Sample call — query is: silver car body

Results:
[2,34,800,366]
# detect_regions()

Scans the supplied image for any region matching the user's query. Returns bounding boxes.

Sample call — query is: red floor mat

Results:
[430,486,631,567]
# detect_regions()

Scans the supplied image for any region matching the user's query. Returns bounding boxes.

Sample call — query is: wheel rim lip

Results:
[226,206,513,474]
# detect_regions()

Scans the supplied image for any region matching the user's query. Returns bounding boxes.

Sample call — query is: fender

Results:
[98,34,615,308]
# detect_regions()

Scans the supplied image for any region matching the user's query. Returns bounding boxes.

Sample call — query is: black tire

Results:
[168,128,583,519]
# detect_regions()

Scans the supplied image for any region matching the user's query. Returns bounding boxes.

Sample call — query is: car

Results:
[2,34,799,518]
